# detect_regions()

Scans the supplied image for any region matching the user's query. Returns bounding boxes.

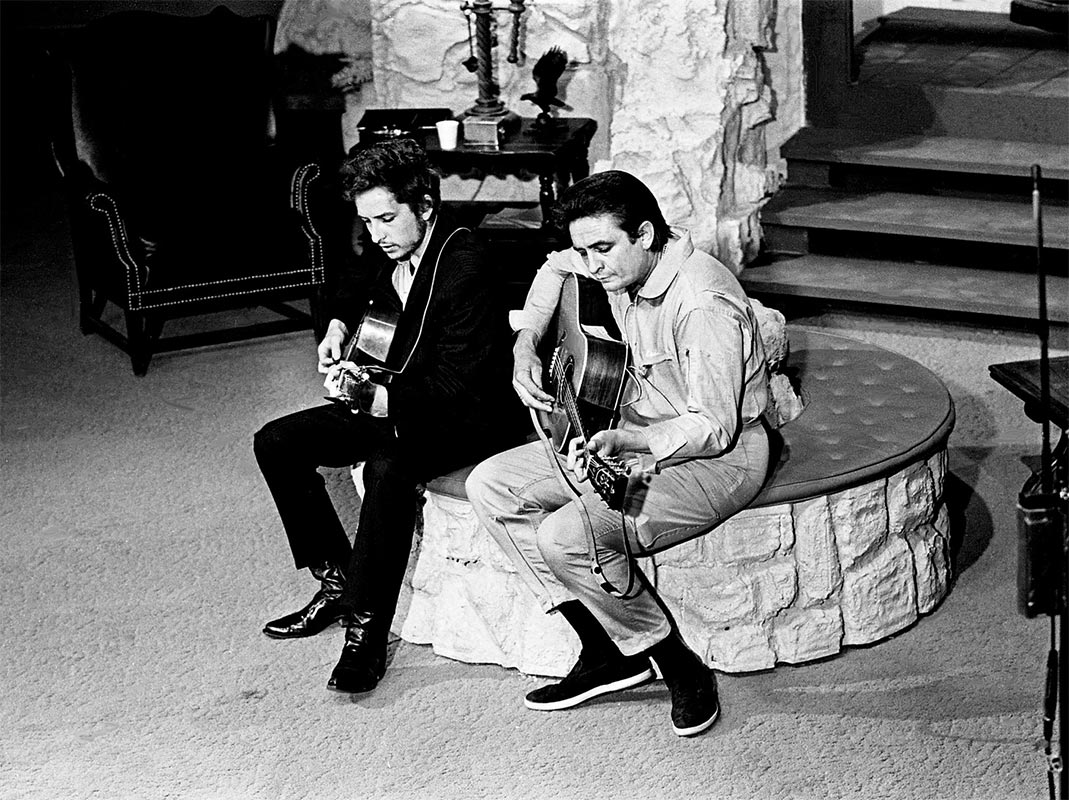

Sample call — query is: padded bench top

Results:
[427,328,955,507]
[751,328,954,507]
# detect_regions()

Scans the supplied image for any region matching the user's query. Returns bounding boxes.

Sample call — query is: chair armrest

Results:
[289,161,326,273]
[83,188,148,298]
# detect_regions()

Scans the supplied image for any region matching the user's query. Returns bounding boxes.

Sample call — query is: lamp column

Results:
[460,0,524,147]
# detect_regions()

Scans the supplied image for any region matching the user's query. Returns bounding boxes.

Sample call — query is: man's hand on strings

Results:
[565,431,627,481]
[512,329,555,412]
[317,319,350,374]
[345,372,378,414]
[324,363,377,414]
[565,436,589,482]
[567,429,650,482]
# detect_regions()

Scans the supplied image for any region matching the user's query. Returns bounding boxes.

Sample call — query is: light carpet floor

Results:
[1,179,1067,800]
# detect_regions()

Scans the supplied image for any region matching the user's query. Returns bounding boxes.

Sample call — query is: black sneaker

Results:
[525,653,655,711]
[667,668,720,737]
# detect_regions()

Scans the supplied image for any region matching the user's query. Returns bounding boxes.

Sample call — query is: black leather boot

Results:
[326,610,387,694]
[262,561,346,639]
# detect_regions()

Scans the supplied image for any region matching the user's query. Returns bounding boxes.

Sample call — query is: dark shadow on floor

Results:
[946,449,994,576]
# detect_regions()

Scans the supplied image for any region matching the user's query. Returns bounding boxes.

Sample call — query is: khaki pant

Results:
[465,424,770,656]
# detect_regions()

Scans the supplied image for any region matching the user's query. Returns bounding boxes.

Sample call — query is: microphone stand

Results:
[1017,164,1069,799]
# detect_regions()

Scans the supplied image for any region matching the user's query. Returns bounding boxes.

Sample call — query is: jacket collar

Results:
[633,227,693,300]
[423,205,464,260]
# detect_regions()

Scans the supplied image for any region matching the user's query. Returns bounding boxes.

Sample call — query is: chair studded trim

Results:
[49,6,333,373]
[291,162,325,281]
[88,191,146,309]
[85,164,327,312]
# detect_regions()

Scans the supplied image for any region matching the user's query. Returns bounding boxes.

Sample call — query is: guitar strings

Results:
[543,348,641,600]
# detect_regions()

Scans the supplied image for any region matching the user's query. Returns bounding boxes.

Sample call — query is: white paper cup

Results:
[436,119,460,150]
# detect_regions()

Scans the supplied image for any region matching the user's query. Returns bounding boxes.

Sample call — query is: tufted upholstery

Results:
[753,328,955,506]
[426,327,955,504]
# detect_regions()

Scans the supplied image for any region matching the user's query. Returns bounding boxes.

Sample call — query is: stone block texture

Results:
[396,450,951,677]
[360,0,785,271]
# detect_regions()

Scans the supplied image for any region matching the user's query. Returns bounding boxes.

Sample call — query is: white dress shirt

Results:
[391,218,434,309]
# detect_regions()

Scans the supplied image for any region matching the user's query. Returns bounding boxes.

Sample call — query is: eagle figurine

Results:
[520,46,569,125]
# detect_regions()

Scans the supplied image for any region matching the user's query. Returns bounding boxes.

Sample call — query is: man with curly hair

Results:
[254,138,521,693]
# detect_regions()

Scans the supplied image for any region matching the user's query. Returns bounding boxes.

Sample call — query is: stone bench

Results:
[377,328,956,676]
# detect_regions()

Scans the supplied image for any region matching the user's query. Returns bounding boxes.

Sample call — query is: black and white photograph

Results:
[1,0,1066,798]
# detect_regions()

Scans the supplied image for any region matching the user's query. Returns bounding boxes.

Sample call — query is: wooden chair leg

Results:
[124,311,162,376]
[80,288,107,335]
[310,286,329,342]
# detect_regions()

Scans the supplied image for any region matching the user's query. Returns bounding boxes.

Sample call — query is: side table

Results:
[417,117,598,226]
[989,356,1069,431]
[990,355,1069,492]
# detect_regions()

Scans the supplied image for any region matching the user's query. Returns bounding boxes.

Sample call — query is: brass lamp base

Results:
[459,110,521,149]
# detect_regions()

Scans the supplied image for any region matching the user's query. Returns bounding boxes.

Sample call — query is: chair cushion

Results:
[134,166,312,297]
[426,467,474,501]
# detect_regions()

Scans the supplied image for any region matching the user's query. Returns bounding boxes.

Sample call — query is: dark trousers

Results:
[253,403,419,621]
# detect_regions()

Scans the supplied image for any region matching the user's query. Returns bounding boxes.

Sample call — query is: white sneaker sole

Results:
[672,702,720,737]
[525,667,655,711]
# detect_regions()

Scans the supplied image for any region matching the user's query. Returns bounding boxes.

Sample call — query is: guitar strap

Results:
[586,504,641,600]
[530,408,642,600]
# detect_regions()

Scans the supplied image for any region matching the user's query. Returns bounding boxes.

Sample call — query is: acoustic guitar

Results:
[539,273,631,511]
[345,304,400,370]
[330,304,400,408]
[328,226,463,410]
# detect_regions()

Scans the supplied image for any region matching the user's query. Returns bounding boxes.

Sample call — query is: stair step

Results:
[762,187,1069,250]
[781,128,1069,181]
[873,6,1066,46]
[822,84,1068,144]
[740,255,1069,324]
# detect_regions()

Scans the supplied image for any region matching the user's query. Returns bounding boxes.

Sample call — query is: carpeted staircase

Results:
[743,7,1069,326]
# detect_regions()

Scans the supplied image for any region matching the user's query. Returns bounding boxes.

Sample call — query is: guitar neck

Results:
[558,380,588,444]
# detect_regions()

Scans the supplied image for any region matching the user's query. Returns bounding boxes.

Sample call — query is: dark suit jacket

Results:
[328,205,525,479]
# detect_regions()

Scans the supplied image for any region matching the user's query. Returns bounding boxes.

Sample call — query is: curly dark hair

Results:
[552,170,671,252]
[339,138,441,214]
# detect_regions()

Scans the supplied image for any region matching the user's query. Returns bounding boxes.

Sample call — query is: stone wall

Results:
[396,448,951,677]
[360,0,798,271]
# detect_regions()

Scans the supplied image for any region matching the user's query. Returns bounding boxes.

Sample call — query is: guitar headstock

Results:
[588,454,629,511]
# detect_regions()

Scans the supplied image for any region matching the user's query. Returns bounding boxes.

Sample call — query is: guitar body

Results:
[540,273,629,453]
[351,305,400,369]
[330,305,400,408]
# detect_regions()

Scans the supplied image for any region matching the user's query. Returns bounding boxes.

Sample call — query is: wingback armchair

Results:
[46,6,335,374]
